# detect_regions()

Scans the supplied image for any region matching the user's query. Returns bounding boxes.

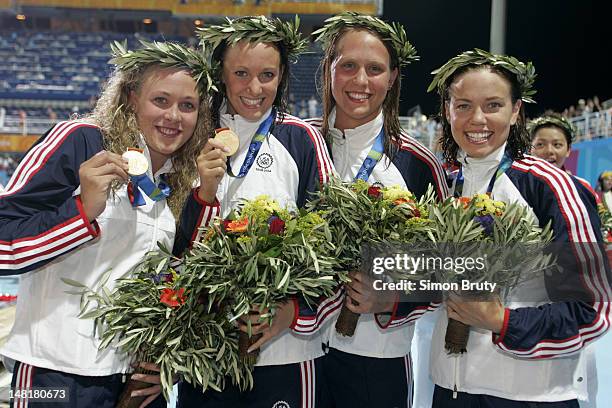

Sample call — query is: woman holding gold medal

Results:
[0,41,214,407]
[175,15,334,408]
[305,12,448,408]
[427,49,609,407]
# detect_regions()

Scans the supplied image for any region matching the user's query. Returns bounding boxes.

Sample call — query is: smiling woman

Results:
[176,15,335,408]
[130,67,200,173]
[445,68,521,159]
[427,48,609,408]
[305,12,448,408]
[221,41,282,121]
[0,40,214,408]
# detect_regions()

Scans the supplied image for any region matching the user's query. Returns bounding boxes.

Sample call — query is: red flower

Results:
[160,288,186,308]
[268,216,285,235]
[223,217,249,233]
[367,186,381,198]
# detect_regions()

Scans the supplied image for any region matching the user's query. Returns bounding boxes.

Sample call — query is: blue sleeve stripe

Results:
[0,121,98,197]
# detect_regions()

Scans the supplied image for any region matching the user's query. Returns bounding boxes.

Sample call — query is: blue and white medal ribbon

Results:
[354,128,385,182]
[123,149,171,207]
[226,109,276,178]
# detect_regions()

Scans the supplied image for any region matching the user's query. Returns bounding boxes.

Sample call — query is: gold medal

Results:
[122,149,149,176]
[214,128,240,156]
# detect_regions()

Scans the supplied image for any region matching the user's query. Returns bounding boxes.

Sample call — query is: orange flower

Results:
[224,217,249,233]
[457,196,472,208]
[393,197,414,206]
[160,288,186,308]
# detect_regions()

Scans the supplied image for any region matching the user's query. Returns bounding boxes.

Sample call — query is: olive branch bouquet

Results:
[307,178,436,336]
[183,195,347,366]
[63,246,249,406]
[422,194,554,354]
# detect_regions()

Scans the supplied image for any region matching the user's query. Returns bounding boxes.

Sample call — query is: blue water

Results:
[0,276,18,296]
[596,333,612,406]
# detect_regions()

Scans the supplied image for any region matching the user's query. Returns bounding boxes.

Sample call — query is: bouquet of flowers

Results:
[425,194,554,354]
[307,178,435,336]
[183,195,347,366]
[63,247,249,406]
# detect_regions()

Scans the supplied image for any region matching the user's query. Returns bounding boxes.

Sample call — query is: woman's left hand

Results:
[345,271,396,314]
[237,302,295,353]
[446,292,505,334]
[129,362,166,408]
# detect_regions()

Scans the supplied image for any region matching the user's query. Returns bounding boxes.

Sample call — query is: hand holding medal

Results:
[195,128,238,203]
[121,149,171,207]
[213,128,239,157]
[78,150,130,221]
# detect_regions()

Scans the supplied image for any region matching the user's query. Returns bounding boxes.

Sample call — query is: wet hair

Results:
[319,27,401,161]
[210,37,290,126]
[438,64,530,165]
[88,64,211,218]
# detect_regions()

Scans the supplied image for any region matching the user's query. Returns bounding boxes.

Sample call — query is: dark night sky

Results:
[383,0,611,117]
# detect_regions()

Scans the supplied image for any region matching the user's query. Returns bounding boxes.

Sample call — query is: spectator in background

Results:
[288,92,297,115]
[298,99,308,118]
[597,171,612,213]
[307,94,319,118]
[18,109,27,135]
[593,96,603,113]
[46,106,57,122]
[0,106,6,128]
[529,113,600,201]
[576,98,586,116]
[71,105,79,118]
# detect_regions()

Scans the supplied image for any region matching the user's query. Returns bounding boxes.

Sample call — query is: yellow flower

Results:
[382,185,415,203]
[240,195,290,222]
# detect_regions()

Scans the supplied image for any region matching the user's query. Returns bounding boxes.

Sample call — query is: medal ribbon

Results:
[354,128,385,182]
[128,173,171,207]
[453,150,513,198]
[227,109,276,178]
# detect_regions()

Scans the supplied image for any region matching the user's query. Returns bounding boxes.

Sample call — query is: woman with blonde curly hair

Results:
[0,40,214,408]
